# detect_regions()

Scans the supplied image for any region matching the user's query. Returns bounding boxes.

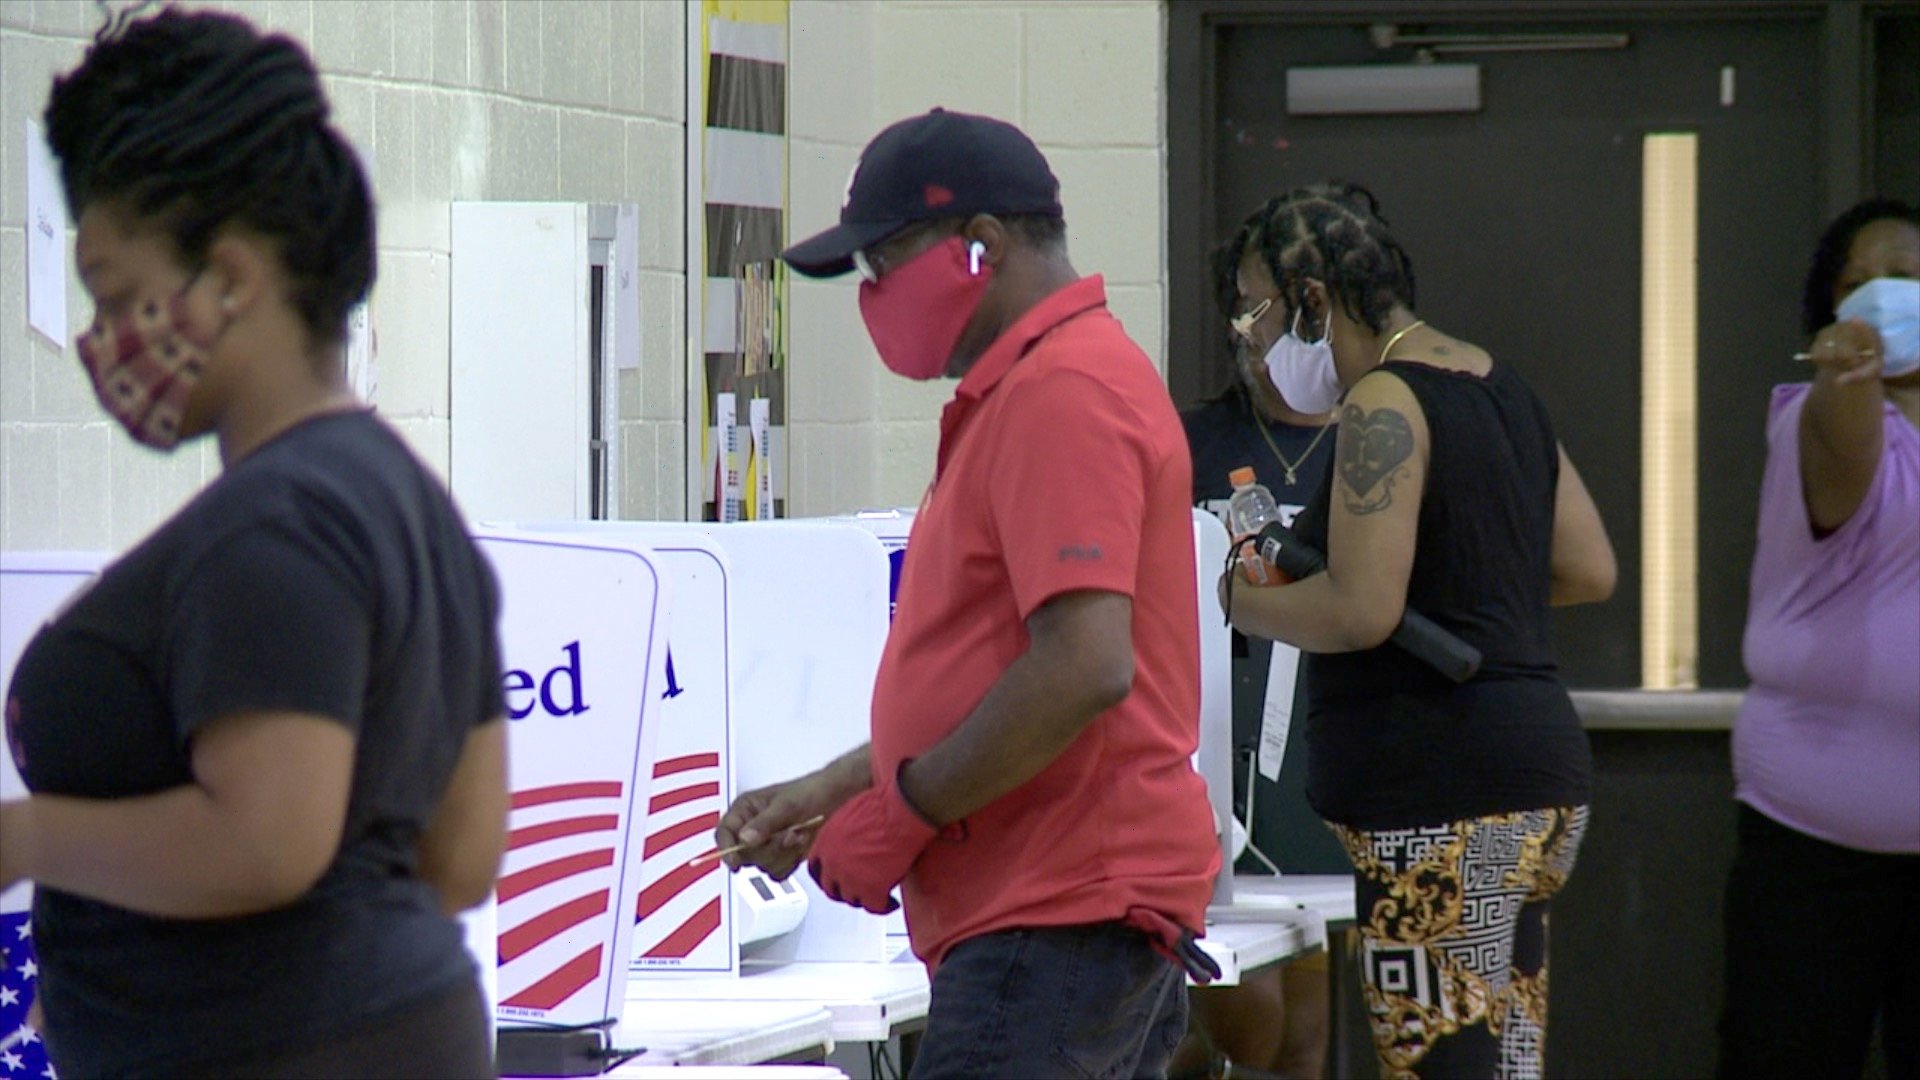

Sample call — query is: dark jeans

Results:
[1718,803,1920,1080]
[912,922,1189,1080]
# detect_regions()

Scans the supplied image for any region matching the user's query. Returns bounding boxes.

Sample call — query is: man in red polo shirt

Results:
[715,109,1221,1078]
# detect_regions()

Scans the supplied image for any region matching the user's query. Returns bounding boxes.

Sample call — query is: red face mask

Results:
[858,236,992,380]
[75,288,214,451]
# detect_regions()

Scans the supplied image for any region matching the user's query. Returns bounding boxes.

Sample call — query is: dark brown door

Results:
[1187,13,1823,691]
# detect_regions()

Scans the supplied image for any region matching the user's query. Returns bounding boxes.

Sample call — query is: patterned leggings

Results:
[1329,806,1589,1080]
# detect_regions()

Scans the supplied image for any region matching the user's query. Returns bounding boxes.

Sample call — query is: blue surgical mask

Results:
[1836,277,1920,378]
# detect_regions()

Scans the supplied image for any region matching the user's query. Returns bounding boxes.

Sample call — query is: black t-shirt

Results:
[1292,361,1591,830]
[5,410,505,1077]
[1182,386,1334,513]
[1181,388,1349,873]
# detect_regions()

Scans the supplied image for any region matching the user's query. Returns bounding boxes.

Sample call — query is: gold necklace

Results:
[1377,318,1427,364]
[1253,408,1334,487]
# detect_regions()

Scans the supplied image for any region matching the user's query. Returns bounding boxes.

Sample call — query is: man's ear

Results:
[964,214,1009,267]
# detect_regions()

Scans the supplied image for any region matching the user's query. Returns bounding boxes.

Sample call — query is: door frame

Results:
[1165,0,1897,409]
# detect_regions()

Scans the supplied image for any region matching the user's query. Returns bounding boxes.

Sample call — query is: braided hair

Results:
[1212,182,1416,335]
[1800,198,1919,336]
[45,7,375,346]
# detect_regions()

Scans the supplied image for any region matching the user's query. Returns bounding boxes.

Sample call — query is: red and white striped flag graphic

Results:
[496,780,631,1015]
[631,752,728,967]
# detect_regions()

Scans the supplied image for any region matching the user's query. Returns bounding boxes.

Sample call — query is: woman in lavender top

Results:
[1718,200,1919,1080]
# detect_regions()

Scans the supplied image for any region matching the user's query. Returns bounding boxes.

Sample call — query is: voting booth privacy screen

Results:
[824,511,1238,905]
[2,516,1219,1060]
[1,554,110,1080]
[624,537,739,974]
[509,520,893,969]
[476,533,670,1027]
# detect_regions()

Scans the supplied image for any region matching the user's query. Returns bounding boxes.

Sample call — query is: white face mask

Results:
[1262,308,1345,415]
[1836,277,1920,378]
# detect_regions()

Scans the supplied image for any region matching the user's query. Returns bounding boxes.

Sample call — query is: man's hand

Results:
[714,775,835,879]
[715,748,871,879]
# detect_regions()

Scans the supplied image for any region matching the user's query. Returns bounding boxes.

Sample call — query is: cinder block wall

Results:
[1,0,1166,542]
[785,0,1166,516]
[0,0,688,548]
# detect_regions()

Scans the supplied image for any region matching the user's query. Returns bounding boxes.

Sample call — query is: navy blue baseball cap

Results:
[781,108,1063,279]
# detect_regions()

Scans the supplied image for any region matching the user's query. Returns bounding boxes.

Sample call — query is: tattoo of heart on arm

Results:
[1338,404,1414,515]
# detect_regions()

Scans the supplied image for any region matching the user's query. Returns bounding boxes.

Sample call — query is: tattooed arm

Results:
[1227,371,1426,652]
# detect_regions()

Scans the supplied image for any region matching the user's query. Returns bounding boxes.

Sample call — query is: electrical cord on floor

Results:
[594,1044,649,1070]
[867,1040,903,1079]
[507,1015,618,1034]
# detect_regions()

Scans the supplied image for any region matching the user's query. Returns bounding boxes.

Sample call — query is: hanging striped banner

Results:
[700,0,788,521]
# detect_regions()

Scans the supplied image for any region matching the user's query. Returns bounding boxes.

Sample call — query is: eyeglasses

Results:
[1229,296,1274,341]
[854,220,962,285]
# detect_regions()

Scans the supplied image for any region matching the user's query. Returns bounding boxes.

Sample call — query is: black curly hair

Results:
[1212,182,1417,336]
[1800,198,1920,337]
[44,6,375,347]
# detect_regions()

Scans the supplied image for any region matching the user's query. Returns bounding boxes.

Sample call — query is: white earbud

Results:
[968,241,986,275]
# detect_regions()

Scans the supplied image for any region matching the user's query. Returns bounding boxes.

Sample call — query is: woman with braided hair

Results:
[0,9,506,1076]
[1221,183,1616,1078]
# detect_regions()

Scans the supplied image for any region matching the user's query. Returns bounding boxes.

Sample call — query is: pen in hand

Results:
[692,814,828,868]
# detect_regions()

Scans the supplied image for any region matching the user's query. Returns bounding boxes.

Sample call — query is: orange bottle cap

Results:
[1229,466,1257,487]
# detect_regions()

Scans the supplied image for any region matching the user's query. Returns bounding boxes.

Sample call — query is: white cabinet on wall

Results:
[450,202,637,523]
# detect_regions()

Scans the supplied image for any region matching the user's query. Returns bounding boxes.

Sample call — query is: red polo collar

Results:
[953,275,1110,402]
[936,276,1109,480]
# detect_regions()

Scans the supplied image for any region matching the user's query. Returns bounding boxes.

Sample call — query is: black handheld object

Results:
[1124,906,1223,985]
[1254,522,1484,683]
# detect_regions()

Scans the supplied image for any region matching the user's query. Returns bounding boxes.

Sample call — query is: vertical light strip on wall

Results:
[1641,133,1700,689]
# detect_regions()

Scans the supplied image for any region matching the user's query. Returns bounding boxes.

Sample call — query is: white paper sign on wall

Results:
[24,120,68,348]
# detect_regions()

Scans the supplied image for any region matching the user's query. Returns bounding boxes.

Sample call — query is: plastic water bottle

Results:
[1225,467,1284,586]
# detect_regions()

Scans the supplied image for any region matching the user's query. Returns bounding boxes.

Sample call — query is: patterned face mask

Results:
[75,285,214,451]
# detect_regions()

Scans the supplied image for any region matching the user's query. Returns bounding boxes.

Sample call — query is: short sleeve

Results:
[989,369,1152,621]
[1751,383,1914,606]
[165,523,372,746]
[472,549,508,726]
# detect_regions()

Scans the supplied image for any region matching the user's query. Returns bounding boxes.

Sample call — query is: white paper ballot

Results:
[1257,642,1302,782]
[26,119,69,347]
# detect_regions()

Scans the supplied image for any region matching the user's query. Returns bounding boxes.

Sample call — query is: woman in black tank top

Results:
[1217,183,1618,1079]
